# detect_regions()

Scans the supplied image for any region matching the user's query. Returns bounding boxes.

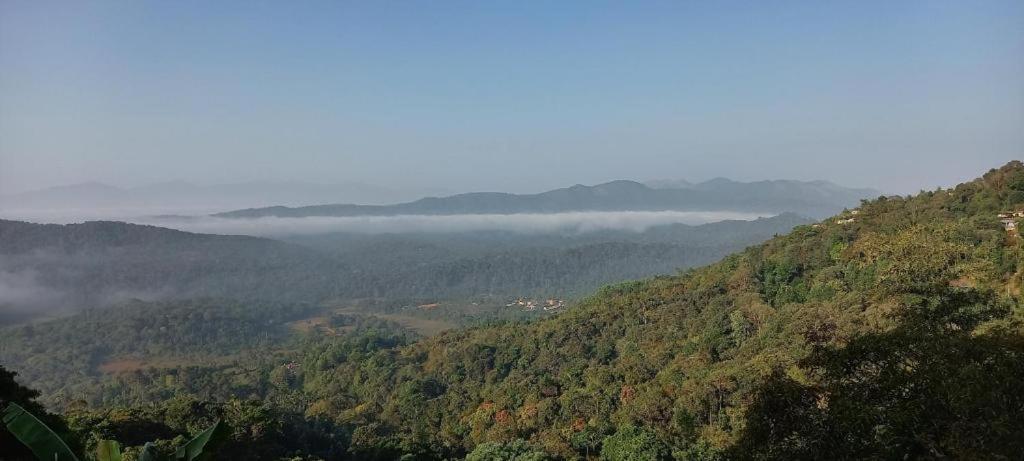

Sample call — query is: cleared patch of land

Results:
[97,354,242,374]
[369,313,456,336]
[98,358,149,373]
[322,304,459,337]
[288,316,330,333]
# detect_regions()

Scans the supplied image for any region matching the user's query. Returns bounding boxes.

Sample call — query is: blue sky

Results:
[1,0,1022,195]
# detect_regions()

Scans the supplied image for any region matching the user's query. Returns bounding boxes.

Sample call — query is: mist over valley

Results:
[2,2,1021,459]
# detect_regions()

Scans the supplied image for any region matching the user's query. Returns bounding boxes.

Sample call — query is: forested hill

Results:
[0,220,345,317]
[288,162,1024,459]
[1,219,283,253]
[0,215,808,323]
[214,179,876,219]
[290,214,811,300]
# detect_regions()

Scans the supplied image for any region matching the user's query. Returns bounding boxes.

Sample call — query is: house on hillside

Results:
[997,212,1021,232]
[543,299,565,311]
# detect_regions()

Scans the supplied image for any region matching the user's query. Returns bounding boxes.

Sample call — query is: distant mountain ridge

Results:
[216,178,879,219]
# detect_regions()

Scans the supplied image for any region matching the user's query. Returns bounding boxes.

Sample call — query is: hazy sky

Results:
[1,1,1022,196]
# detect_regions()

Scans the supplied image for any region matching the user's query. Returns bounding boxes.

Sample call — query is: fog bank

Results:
[135,211,771,236]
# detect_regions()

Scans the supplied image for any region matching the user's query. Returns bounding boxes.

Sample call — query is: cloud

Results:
[0,257,172,323]
[134,210,771,236]
[0,267,66,312]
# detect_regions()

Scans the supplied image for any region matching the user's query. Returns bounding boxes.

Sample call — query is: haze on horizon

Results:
[1,1,1022,198]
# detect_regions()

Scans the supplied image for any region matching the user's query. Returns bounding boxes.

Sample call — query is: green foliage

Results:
[96,439,123,461]
[63,393,342,460]
[464,439,549,461]
[2,403,80,461]
[2,397,236,461]
[0,299,321,408]
[756,257,807,306]
[733,289,1024,459]
[599,425,669,461]
[137,442,158,461]
[174,420,228,461]
[0,367,82,460]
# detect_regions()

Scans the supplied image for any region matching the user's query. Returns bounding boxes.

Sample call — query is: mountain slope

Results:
[0,220,347,321]
[215,179,878,219]
[287,214,811,299]
[0,214,808,323]
[288,162,1024,458]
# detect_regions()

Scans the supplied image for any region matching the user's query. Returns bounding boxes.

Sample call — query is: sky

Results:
[1,0,1022,197]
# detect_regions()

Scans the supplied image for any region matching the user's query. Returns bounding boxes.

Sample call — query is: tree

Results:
[465,439,550,461]
[4,400,228,461]
[600,425,669,461]
[733,289,1024,460]
[1,366,81,461]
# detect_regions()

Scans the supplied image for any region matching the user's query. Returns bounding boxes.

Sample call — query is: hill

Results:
[214,179,877,219]
[0,214,808,324]
[269,162,1024,458]
[0,220,346,322]
[284,214,811,299]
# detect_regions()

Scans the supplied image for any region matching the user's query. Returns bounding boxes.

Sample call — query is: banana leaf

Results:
[2,402,80,461]
[174,420,228,461]
[137,442,158,461]
[96,440,122,461]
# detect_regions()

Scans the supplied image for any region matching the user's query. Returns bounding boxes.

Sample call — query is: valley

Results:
[3,4,1019,459]
[3,163,1023,460]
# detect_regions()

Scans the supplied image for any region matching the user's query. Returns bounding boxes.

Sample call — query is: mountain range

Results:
[215,179,879,219]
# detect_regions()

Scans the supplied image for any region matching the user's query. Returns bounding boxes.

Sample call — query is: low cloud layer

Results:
[0,269,62,307]
[134,211,772,236]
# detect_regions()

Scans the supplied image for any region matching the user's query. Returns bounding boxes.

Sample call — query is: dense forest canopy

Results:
[2,162,1024,460]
